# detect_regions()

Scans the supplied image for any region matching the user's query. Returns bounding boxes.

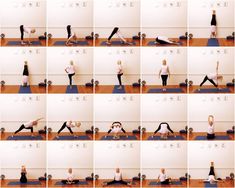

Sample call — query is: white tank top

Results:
[161,65,168,75]
[114,172,122,181]
[207,124,214,134]
[66,65,75,74]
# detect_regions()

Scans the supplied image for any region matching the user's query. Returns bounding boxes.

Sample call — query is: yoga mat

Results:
[8,181,41,185]
[204,182,218,188]
[19,86,32,94]
[53,135,91,140]
[148,135,185,140]
[195,88,230,93]
[103,181,134,186]
[148,88,183,93]
[7,135,43,140]
[207,38,219,46]
[6,41,41,46]
[100,41,135,46]
[147,41,182,46]
[101,135,137,140]
[195,135,231,140]
[66,85,79,94]
[112,85,126,94]
[149,181,182,186]
[55,181,88,186]
[53,41,89,46]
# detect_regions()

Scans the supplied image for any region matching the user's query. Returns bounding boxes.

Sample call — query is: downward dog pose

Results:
[20,25,36,45]
[56,121,81,138]
[158,168,172,185]
[152,122,175,139]
[199,61,223,90]
[117,60,124,89]
[61,168,80,185]
[66,25,78,45]
[65,61,76,89]
[203,162,220,184]
[22,61,29,87]
[13,118,43,137]
[210,10,217,38]
[159,59,170,91]
[103,168,131,187]
[155,36,181,45]
[106,27,133,45]
[20,166,27,183]
[207,115,215,139]
[105,122,128,139]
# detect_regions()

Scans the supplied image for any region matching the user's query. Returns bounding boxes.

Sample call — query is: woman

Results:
[22,61,29,87]
[106,122,128,139]
[158,168,171,185]
[207,115,215,139]
[203,162,218,184]
[20,25,36,45]
[117,60,124,89]
[210,10,217,38]
[159,59,170,91]
[66,25,77,45]
[56,121,81,138]
[152,122,175,139]
[20,166,27,183]
[103,168,131,186]
[106,27,132,45]
[155,36,181,45]
[61,168,80,184]
[65,61,76,89]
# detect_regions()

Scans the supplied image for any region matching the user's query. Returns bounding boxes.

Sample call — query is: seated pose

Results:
[66,25,77,45]
[103,168,131,186]
[158,168,171,185]
[56,121,81,138]
[65,61,76,89]
[20,165,27,183]
[22,61,29,87]
[61,168,80,185]
[155,36,181,45]
[199,61,223,90]
[203,162,219,184]
[159,59,170,91]
[152,122,175,139]
[106,27,132,45]
[20,25,36,45]
[210,10,217,38]
[207,115,215,139]
[13,118,43,137]
[105,122,128,139]
[117,60,124,89]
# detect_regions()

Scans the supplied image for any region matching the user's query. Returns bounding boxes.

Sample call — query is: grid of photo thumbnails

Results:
[0,0,235,188]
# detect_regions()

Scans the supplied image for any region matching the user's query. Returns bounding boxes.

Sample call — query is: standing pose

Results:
[155,36,181,45]
[199,61,223,90]
[106,27,132,45]
[20,166,27,183]
[158,168,171,185]
[65,61,76,89]
[159,60,170,91]
[207,115,215,139]
[61,168,80,185]
[103,168,131,186]
[152,122,175,139]
[203,162,219,184]
[13,118,43,137]
[117,60,124,89]
[210,10,217,38]
[22,61,29,87]
[66,25,77,45]
[56,121,81,138]
[20,25,36,45]
[105,122,128,139]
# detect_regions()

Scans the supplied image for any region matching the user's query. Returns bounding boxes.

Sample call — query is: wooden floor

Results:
[1,38,46,46]
[1,179,46,187]
[48,38,93,47]
[95,38,140,47]
[48,132,93,140]
[48,179,93,187]
[142,132,187,141]
[1,132,46,140]
[142,38,187,47]
[95,132,140,140]
[189,132,234,141]
[48,85,93,94]
[95,85,140,94]
[142,85,187,93]
[189,38,234,46]
[189,179,234,187]
[95,179,140,188]
[1,85,46,94]
[142,179,187,187]
[189,86,234,93]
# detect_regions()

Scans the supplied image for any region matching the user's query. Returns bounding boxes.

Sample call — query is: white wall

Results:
[94,95,140,132]
[47,141,93,179]
[188,0,234,38]
[1,47,46,85]
[94,142,140,178]
[142,47,187,85]
[47,47,93,85]
[47,94,93,132]
[1,94,46,132]
[188,48,234,85]
[141,141,187,179]
[94,47,140,85]
[188,94,234,132]
[188,142,234,178]
[142,95,187,132]
[1,141,46,179]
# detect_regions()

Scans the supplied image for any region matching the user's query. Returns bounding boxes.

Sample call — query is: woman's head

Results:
[211,161,214,166]
[68,168,72,173]
[212,10,216,14]
[75,121,81,127]
[217,75,223,81]
[208,115,214,125]
[21,165,26,170]
[116,168,120,173]
[162,59,167,65]
[31,29,36,33]
[70,61,74,66]
[161,168,165,173]
[32,121,38,126]
[117,60,122,65]
[24,61,28,65]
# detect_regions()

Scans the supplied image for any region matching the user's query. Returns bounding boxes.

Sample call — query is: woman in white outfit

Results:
[65,61,76,89]
[159,59,170,91]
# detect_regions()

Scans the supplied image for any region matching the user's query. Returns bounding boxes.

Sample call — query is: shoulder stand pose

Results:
[22,61,29,87]
[210,10,217,38]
